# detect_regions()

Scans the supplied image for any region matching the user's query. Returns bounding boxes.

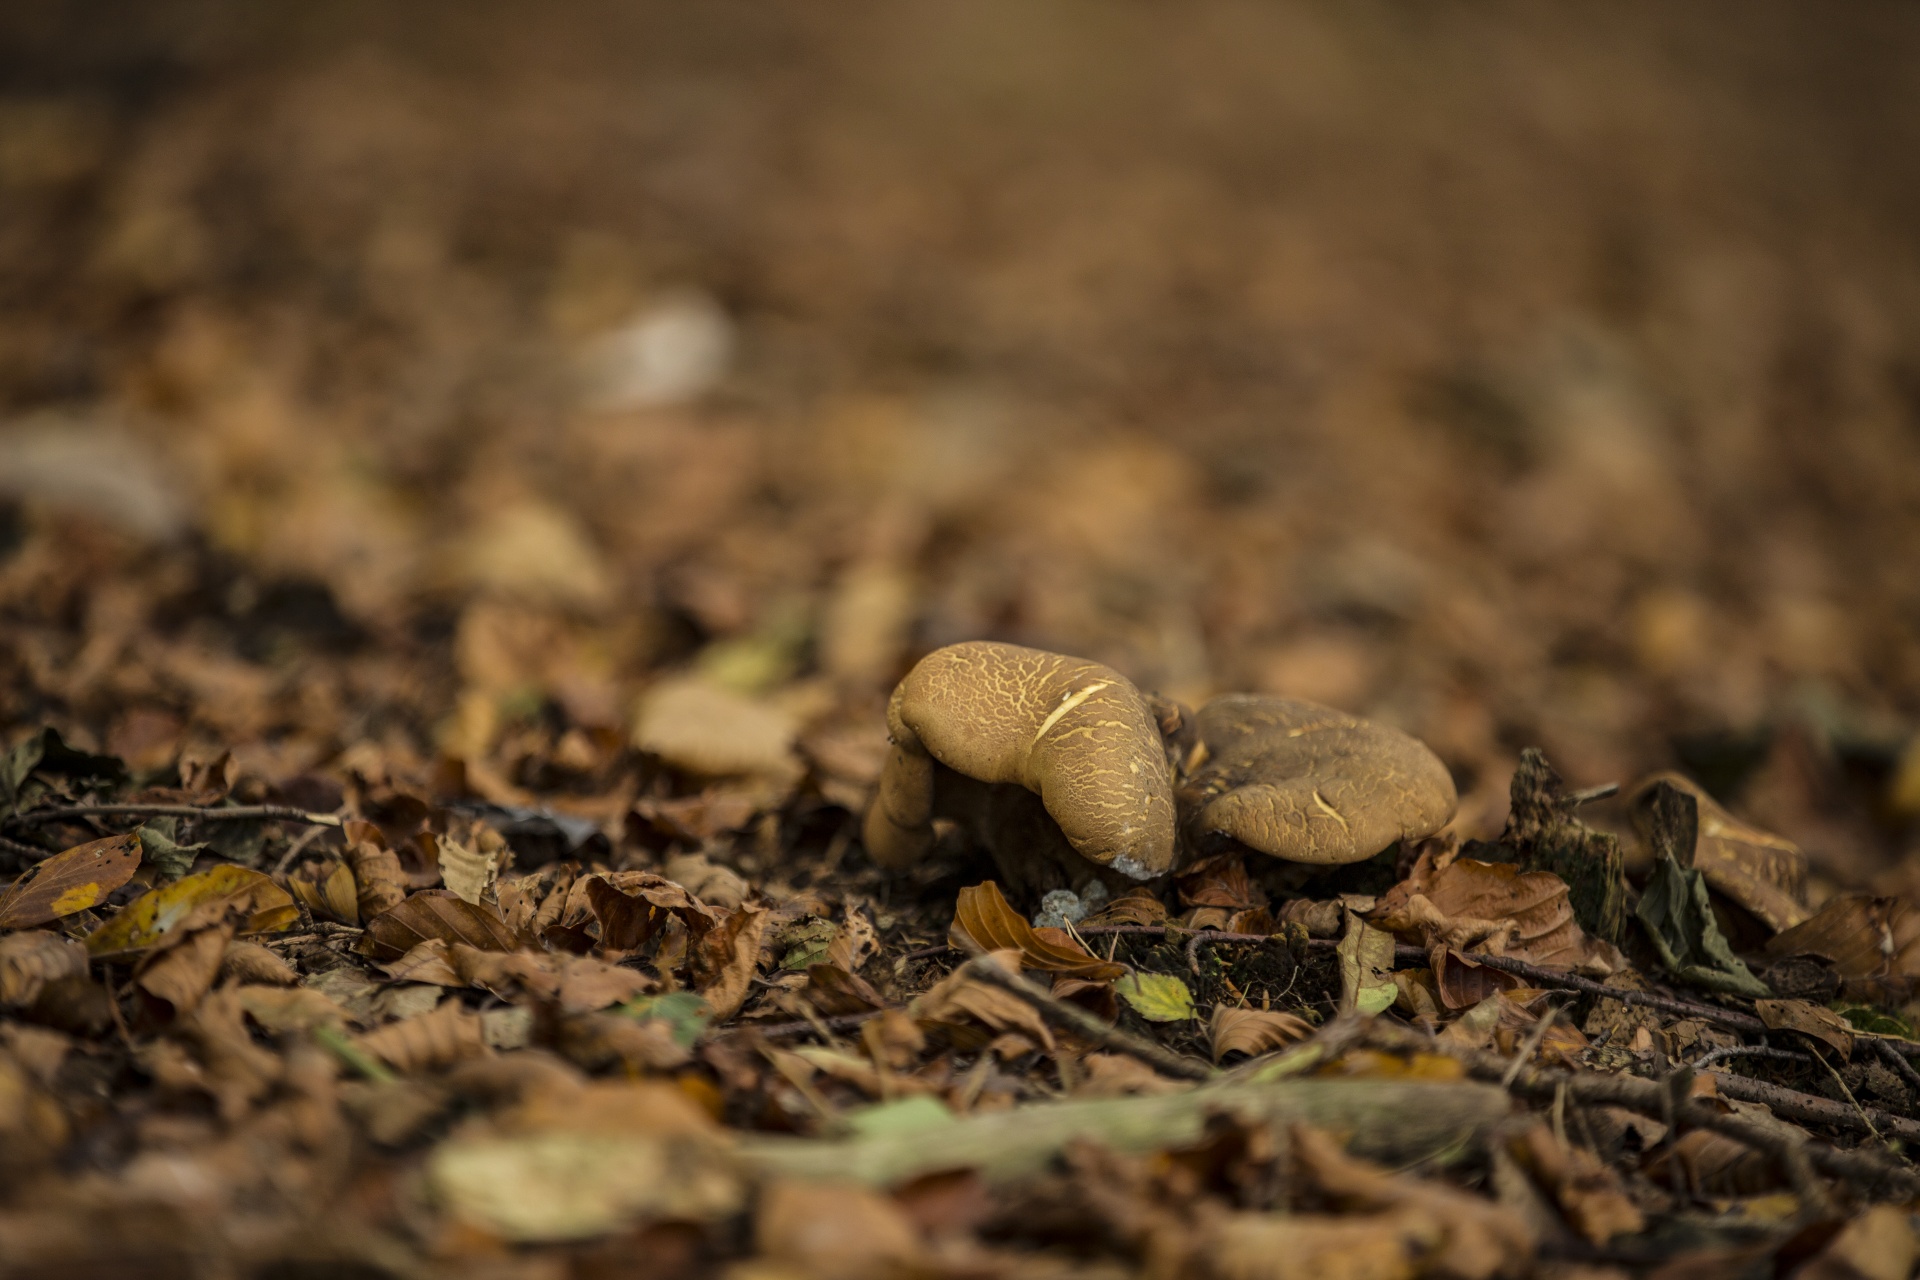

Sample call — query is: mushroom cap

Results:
[862,641,1178,880]
[1181,694,1457,865]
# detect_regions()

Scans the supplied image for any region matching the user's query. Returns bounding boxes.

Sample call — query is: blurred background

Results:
[4,0,1920,886]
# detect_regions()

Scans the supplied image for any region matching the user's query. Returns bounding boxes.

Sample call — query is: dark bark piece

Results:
[1499,749,1626,945]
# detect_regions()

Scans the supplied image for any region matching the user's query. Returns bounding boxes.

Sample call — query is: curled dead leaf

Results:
[134,918,236,1017]
[357,1002,489,1072]
[948,881,1125,982]
[289,859,359,925]
[692,904,770,1021]
[219,940,298,986]
[912,950,1055,1053]
[1764,894,1920,1002]
[343,822,408,920]
[1209,1006,1313,1063]
[438,830,507,906]
[0,931,88,1007]
[1630,772,1808,932]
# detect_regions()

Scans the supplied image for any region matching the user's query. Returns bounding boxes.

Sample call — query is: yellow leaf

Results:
[1115,971,1194,1022]
[86,865,296,959]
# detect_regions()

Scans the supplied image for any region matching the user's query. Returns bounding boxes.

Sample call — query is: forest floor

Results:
[4,3,1920,1276]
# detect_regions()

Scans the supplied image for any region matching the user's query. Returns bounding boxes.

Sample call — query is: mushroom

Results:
[1180,694,1457,866]
[863,641,1181,898]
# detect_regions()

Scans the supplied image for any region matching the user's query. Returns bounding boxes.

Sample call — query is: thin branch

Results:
[1690,1045,1812,1072]
[1872,1038,1920,1095]
[721,1009,892,1041]
[1708,1068,1920,1145]
[10,803,344,827]
[959,953,1216,1082]
[0,832,50,860]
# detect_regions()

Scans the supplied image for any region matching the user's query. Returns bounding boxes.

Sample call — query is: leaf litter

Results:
[6,9,1920,1273]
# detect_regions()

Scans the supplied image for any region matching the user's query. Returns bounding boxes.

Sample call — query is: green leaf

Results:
[775,917,839,971]
[1633,781,1770,998]
[618,990,710,1047]
[1115,971,1194,1022]
[1835,1005,1916,1039]
[135,819,205,882]
[1337,909,1398,1016]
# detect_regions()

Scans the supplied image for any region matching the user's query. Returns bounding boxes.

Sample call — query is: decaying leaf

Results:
[289,859,360,925]
[948,881,1125,981]
[755,1178,924,1280]
[438,830,507,906]
[360,890,518,962]
[806,963,886,1016]
[1370,842,1618,971]
[219,940,298,986]
[1180,694,1457,866]
[1081,888,1170,928]
[0,932,88,1007]
[1754,998,1854,1058]
[1115,971,1193,1022]
[134,917,236,1016]
[1633,782,1769,996]
[235,984,351,1032]
[0,833,141,929]
[913,951,1056,1052]
[343,821,408,919]
[691,904,770,1020]
[1629,771,1809,933]
[357,1002,488,1072]
[1209,1006,1313,1062]
[1765,894,1920,1003]
[546,870,724,956]
[1505,1121,1644,1245]
[1336,909,1397,1016]
[86,865,297,959]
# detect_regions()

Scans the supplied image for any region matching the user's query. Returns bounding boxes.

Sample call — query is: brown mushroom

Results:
[1180,694,1457,865]
[863,641,1180,895]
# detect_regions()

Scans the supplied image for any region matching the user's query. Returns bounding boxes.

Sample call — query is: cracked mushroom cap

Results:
[862,641,1179,880]
[1181,694,1457,865]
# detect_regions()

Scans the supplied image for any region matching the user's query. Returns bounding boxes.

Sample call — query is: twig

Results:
[959,953,1215,1082]
[1705,1070,1920,1145]
[10,803,343,827]
[721,1009,892,1041]
[1569,782,1620,805]
[1809,1044,1883,1145]
[0,832,49,860]
[1359,1023,1873,1210]
[1872,1038,1920,1096]
[1690,1045,1813,1072]
[272,822,334,876]
[1501,1005,1560,1089]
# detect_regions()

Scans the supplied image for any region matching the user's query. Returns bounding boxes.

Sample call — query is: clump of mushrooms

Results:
[864,641,1458,904]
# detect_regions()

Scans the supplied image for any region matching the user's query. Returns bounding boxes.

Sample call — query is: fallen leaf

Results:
[235,984,351,1032]
[0,834,141,929]
[343,823,408,919]
[86,865,297,959]
[218,940,297,986]
[618,990,710,1048]
[357,1002,487,1072]
[1755,998,1855,1059]
[289,860,359,925]
[438,831,505,906]
[1794,1204,1919,1280]
[134,918,235,1016]
[0,931,88,1006]
[1209,1006,1313,1062]
[379,938,463,986]
[1506,1121,1644,1245]
[1115,971,1193,1022]
[1337,909,1397,1016]
[913,951,1055,1052]
[1634,782,1769,996]
[359,890,517,962]
[692,904,769,1020]
[948,881,1125,981]
[1081,889,1169,928]
[1765,894,1920,1002]
[1630,772,1809,932]
[632,674,800,779]
[1372,845,1615,971]
[806,963,886,1016]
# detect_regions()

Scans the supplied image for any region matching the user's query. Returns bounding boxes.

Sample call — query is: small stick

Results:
[0,833,49,860]
[272,823,333,877]
[959,953,1215,1082]
[1500,1005,1560,1089]
[10,803,343,827]
[721,1009,892,1041]
[1872,1038,1920,1095]
[1705,1070,1920,1145]
[1569,782,1621,805]
[1691,1045,1813,1071]
[1807,1044,1884,1145]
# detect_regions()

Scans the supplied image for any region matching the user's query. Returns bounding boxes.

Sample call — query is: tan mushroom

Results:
[863,641,1180,894]
[1180,694,1457,865]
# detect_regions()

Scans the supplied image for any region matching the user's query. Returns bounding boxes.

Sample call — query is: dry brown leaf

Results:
[1081,888,1169,928]
[1371,850,1615,971]
[1765,894,1920,1001]
[235,984,351,1032]
[360,890,518,962]
[0,834,142,930]
[826,902,878,971]
[451,944,652,1013]
[1072,1052,1190,1097]
[553,1010,692,1073]
[437,831,505,906]
[1201,1211,1432,1280]
[693,904,770,1020]
[948,881,1125,981]
[134,918,236,1017]
[497,861,577,938]
[1050,974,1119,1022]
[1209,1005,1313,1063]
[661,851,751,910]
[290,859,360,925]
[218,940,298,986]
[1754,998,1855,1059]
[0,932,88,1007]
[168,988,284,1120]
[357,1002,488,1072]
[1794,1205,1919,1280]
[912,950,1055,1052]
[805,962,885,1015]
[546,871,724,956]
[380,938,463,985]
[342,822,408,920]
